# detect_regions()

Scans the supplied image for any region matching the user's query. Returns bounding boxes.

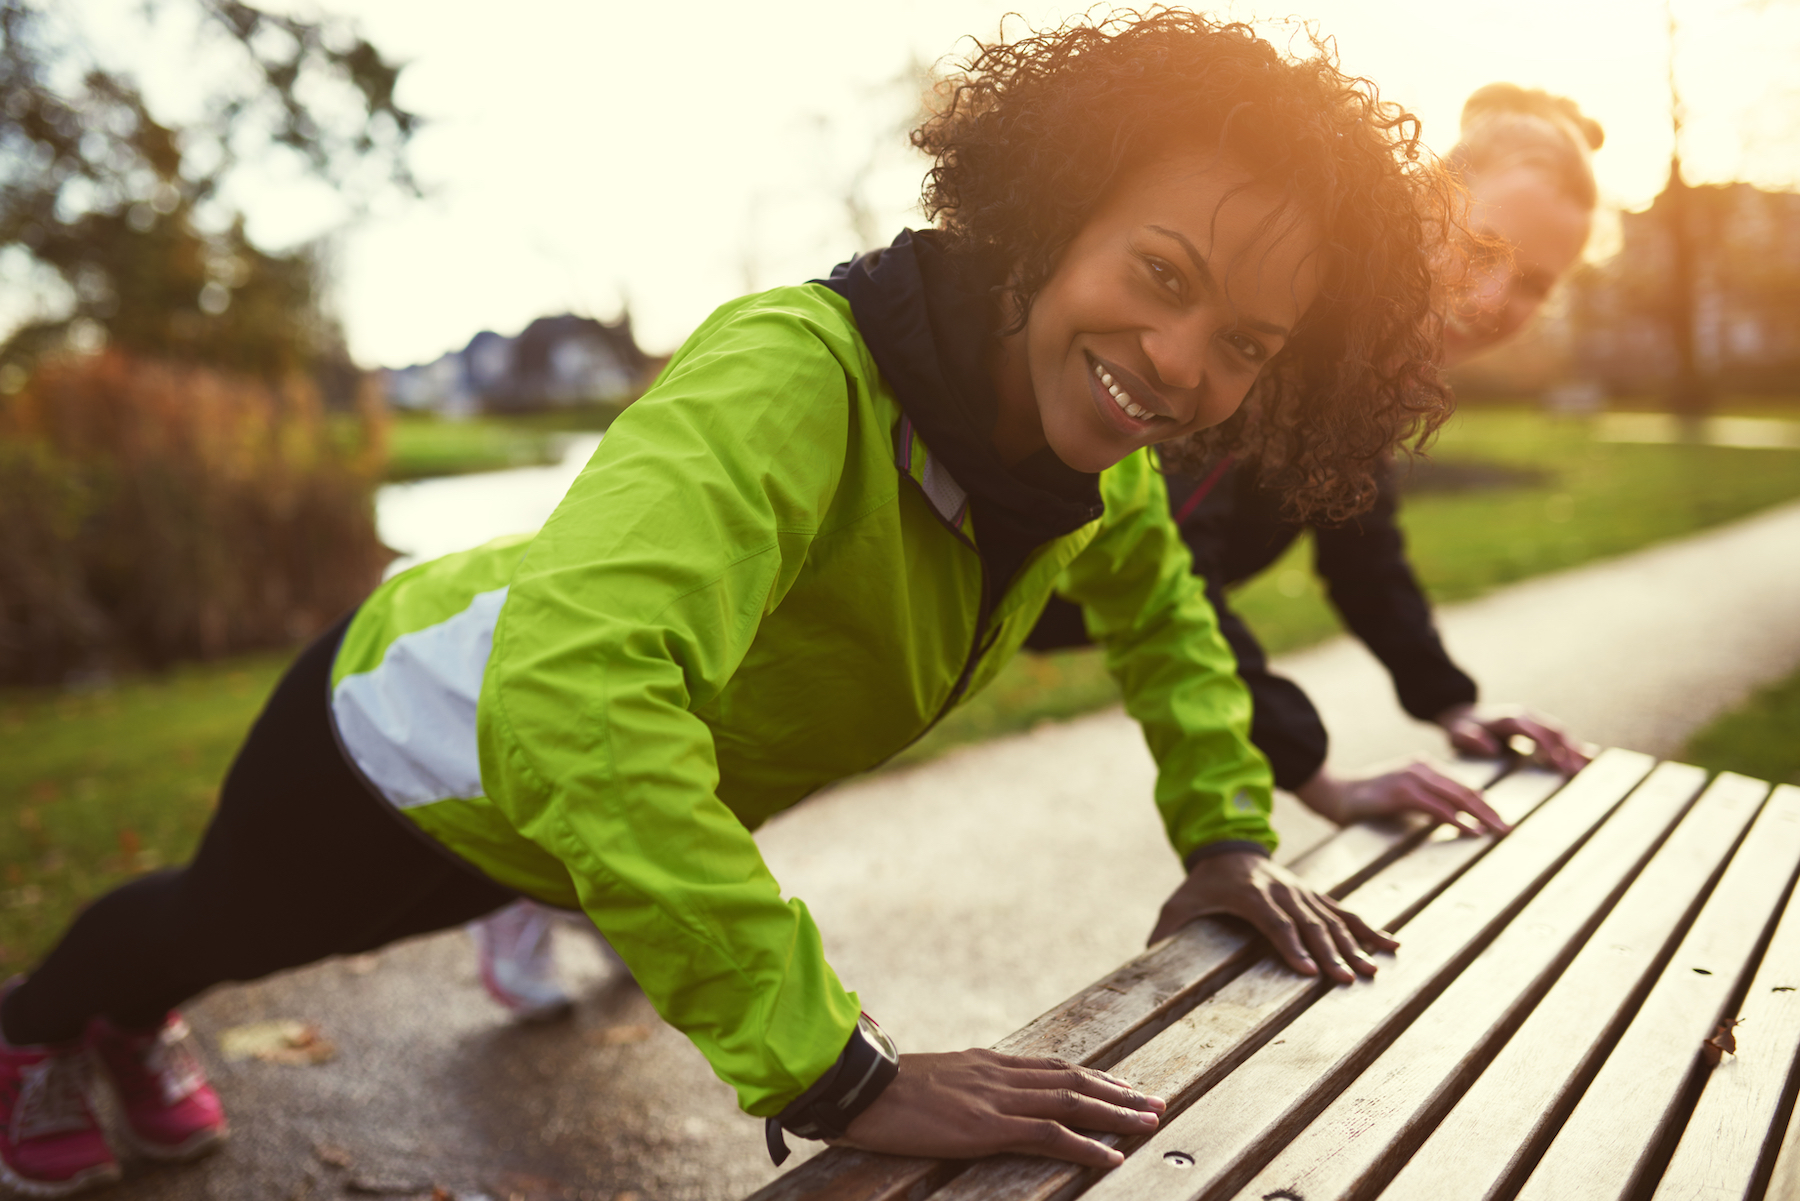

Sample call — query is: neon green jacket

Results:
[328,283,1276,1117]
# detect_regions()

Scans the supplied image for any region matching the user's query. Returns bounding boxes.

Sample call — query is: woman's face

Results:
[990,148,1320,474]
[1443,164,1591,367]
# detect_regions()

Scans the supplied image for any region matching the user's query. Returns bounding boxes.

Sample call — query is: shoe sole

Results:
[113,1119,228,1164]
[0,1156,122,1198]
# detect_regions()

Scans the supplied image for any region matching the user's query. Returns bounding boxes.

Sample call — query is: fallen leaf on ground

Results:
[345,1175,431,1195]
[218,1020,337,1065]
[589,1024,651,1046]
[1702,1017,1744,1066]
[314,1142,353,1168]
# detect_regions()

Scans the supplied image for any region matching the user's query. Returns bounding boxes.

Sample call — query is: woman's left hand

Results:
[1147,851,1398,984]
[1435,703,1591,776]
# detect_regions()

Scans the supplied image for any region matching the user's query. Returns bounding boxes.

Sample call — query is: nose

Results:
[1140,314,1210,394]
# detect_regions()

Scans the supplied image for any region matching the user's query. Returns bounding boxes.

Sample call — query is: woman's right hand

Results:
[1295,761,1510,835]
[836,1049,1166,1167]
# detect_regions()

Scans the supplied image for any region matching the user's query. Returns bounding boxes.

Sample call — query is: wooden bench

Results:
[748,749,1800,1201]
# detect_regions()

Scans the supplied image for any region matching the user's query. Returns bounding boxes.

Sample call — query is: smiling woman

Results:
[0,11,1467,1196]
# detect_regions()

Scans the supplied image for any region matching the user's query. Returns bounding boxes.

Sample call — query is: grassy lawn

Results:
[384,407,623,481]
[1680,667,1800,787]
[4,405,1799,972]
[0,654,290,975]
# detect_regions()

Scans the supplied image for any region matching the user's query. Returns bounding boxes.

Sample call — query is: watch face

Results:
[858,1013,899,1064]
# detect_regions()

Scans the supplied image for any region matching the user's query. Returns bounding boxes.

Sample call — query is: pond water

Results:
[375,433,604,578]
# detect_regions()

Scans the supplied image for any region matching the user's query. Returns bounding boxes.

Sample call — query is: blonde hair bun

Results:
[1452,83,1603,207]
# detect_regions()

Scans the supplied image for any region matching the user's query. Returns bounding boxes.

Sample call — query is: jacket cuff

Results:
[1183,839,1271,873]
[765,1013,899,1165]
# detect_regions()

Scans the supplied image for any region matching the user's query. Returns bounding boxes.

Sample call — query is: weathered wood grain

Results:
[1763,1086,1800,1201]
[1381,769,1775,1201]
[1232,760,1709,1201]
[743,761,1503,1201]
[1647,783,1800,1201]
[1079,757,1642,1201]
[887,761,1551,1201]
[1066,754,1653,1201]
[1514,774,1797,1201]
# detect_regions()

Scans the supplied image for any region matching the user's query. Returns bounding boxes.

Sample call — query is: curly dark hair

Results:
[914,9,1463,520]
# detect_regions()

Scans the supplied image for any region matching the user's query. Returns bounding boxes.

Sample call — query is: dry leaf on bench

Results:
[218,1020,337,1065]
[1702,1017,1743,1066]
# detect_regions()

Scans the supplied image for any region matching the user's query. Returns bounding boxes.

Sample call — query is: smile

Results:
[1089,356,1167,425]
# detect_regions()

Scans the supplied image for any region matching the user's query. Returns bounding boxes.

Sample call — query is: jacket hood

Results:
[819,229,1104,588]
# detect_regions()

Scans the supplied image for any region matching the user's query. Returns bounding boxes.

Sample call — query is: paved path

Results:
[107,499,1800,1201]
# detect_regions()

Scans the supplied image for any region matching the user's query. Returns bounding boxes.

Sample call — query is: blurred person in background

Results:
[0,14,1474,1195]
[1028,83,1604,835]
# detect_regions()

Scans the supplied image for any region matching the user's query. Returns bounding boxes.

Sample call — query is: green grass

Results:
[901,405,1800,765]
[4,406,1800,972]
[384,407,623,481]
[0,654,289,975]
[1680,668,1800,787]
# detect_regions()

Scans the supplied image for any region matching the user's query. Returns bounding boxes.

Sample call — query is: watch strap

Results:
[765,1013,899,1165]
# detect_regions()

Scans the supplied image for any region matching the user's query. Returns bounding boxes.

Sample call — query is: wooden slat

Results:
[1653,803,1800,1199]
[1382,769,1774,1201]
[1514,774,1798,1201]
[1764,1087,1800,1201]
[1232,761,1710,1201]
[1079,754,1648,1201]
[744,760,1503,1201]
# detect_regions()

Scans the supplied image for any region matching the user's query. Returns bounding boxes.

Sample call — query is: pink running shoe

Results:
[468,899,574,1022]
[86,1014,227,1162]
[0,1027,119,1197]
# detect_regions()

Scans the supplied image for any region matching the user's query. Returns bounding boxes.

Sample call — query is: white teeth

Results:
[1094,359,1152,421]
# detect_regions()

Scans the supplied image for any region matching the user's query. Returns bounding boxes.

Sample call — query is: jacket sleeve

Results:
[1057,449,1279,859]
[477,297,865,1118]
[1311,470,1477,722]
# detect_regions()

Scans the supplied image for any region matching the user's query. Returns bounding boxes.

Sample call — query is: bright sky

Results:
[75,0,1800,365]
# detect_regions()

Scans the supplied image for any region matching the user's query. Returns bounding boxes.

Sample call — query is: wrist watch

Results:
[765,1013,900,1165]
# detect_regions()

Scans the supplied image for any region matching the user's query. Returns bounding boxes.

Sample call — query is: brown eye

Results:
[1225,332,1266,364]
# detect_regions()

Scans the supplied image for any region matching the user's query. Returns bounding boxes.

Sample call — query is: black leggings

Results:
[2,612,517,1046]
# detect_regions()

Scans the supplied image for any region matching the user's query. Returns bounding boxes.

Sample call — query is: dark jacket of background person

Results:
[1027,462,1477,790]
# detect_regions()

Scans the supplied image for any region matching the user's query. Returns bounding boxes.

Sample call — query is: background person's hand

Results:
[837,1049,1165,1167]
[1295,760,1511,835]
[1147,850,1397,984]
[1435,703,1591,776]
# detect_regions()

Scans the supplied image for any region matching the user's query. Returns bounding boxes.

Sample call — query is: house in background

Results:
[380,312,657,416]
[1568,181,1800,395]
[1450,180,1800,401]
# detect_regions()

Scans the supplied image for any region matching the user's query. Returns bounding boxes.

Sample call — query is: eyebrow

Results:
[1147,224,1292,339]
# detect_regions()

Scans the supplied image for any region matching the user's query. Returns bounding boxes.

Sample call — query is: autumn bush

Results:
[0,351,391,684]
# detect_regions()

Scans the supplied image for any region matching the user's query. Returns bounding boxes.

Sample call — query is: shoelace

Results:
[108,1023,203,1108]
[11,1056,94,1141]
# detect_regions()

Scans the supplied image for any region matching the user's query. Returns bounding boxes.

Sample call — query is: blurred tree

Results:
[0,0,418,388]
